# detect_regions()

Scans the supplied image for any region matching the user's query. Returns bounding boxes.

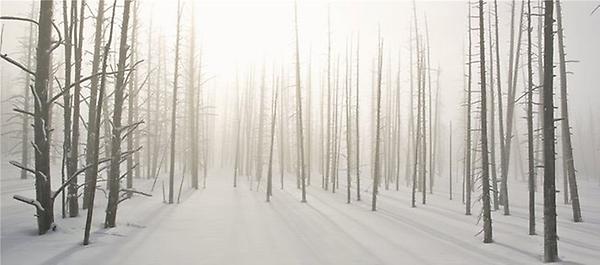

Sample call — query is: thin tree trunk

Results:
[168,0,182,204]
[105,0,132,228]
[68,0,85,217]
[20,1,35,181]
[293,1,307,203]
[526,0,536,235]
[556,0,582,223]
[372,35,383,211]
[266,77,279,202]
[465,4,473,216]
[84,0,104,209]
[355,37,361,201]
[84,0,117,245]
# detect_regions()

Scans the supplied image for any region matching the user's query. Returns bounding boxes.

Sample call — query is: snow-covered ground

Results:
[1,167,599,265]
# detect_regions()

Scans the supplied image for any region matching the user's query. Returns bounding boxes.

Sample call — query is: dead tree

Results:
[526,0,536,235]
[542,0,558,261]
[26,0,54,233]
[126,0,139,195]
[105,0,132,228]
[168,0,183,204]
[478,0,493,243]
[266,77,279,202]
[61,0,75,219]
[371,35,383,211]
[355,37,361,201]
[345,41,352,204]
[84,0,117,245]
[18,2,35,181]
[188,2,199,189]
[556,0,582,223]
[493,0,505,211]
[84,0,105,209]
[67,0,85,217]
[501,0,525,215]
[293,1,307,202]
[465,4,473,216]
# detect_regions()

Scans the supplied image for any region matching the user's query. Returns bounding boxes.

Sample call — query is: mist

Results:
[1,0,599,264]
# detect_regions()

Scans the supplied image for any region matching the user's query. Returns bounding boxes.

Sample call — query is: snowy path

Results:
[2,171,600,265]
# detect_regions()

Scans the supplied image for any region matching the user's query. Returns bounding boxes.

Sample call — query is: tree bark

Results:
[105,0,132,228]
[556,0,582,223]
[542,0,559,261]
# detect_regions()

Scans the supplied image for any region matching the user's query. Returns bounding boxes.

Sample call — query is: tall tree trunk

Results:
[84,0,105,209]
[33,0,55,235]
[20,1,35,181]
[61,0,75,219]
[68,0,85,217]
[526,0,536,235]
[105,0,132,228]
[371,36,383,211]
[501,0,525,215]
[293,1,307,202]
[126,0,138,196]
[465,4,473,216]
[84,0,117,245]
[493,0,506,211]
[355,38,361,201]
[542,0,558,261]
[168,0,182,204]
[556,0,582,223]
[267,78,279,202]
[478,0,493,243]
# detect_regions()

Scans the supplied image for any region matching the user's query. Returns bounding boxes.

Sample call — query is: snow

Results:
[1,167,600,265]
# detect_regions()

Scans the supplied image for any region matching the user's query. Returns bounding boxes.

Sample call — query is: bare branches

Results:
[1,54,36,77]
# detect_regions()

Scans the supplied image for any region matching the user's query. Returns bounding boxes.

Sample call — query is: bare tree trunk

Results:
[465,4,473,216]
[526,0,536,235]
[126,0,138,196]
[542,0,558,261]
[478,0,493,243]
[355,38,361,201]
[84,0,104,209]
[487,4,500,211]
[33,0,55,235]
[68,0,85,217]
[501,0,525,215]
[492,0,506,211]
[20,2,35,181]
[105,0,132,228]
[84,0,117,245]
[255,66,266,189]
[371,36,383,211]
[556,0,582,223]
[266,77,279,202]
[61,0,75,219]
[168,0,182,204]
[345,42,352,204]
[293,1,307,203]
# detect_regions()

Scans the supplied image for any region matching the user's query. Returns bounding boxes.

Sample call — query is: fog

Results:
[1,0,599,264]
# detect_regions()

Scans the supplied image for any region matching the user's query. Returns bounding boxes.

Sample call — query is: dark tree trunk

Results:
[83,0,104,209]
[542,0,559,261]
[105,0,132,228]
[478,0,493,243]
[84,0,117,245]
[556,0,582,223]
[33,0,55,235]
